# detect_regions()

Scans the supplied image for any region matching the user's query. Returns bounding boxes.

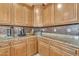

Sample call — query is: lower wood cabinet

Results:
[49,39,79,56]
[0,46,10,56]
[10,39,27,56]
[50,45,72,56]
[11,43,26,56]
[0,36,79,56]
[38,39,50,56]
[0,41,11,56]
[27,36,38,56]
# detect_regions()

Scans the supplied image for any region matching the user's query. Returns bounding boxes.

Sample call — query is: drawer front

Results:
[50,46,73,56]
[50,40,77,55]
[0,46,10,56]
[11,40,26,45]
[38,38,50,44]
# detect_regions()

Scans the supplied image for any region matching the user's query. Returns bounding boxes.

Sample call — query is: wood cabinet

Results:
[0,41,11,56]
[38,41,49,56]
[0,4,13,25]
[77,4,79,22]
[13,4,33,26]
[11,39,27,56]
[11,43,26,56]
[43,4,54,26]
[50,45,73,56]
[27,9,33,26]
[63,4,76,24]
[54,3,76,25]
[23,6,33,26]
[14,4,25,26]
[38,38,50,56]
[33,5,43,27]
[49,39,78,56]
[0,46,10,56]
[27,36,38,56]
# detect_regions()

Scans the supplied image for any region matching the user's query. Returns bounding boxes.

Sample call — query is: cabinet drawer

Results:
[50,40,77,55]
[11,40,26,45]
[0,46,10,56]
[0,42,10,48]
[38,38,50,44]
[50,46,73,56]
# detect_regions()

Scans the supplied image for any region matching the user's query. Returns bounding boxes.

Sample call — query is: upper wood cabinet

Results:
[14,4,25,26]
[54,3,77,25]
[33,5,43,27]
[23,7,33,26]
[26,8,33,26]
[63,4,76,24]
[77,4,79,22]
[0,4,13,25]
[13,4,33,26]
[43,4,54,26]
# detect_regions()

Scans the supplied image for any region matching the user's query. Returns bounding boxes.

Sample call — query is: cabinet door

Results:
[11,43,26,56]
[51,4,55,26]
[77,4,79,22]
[43,5,51,26]
[27,9,33,26]
[33,5,43,27]
[63,3,76,24]
[0,4,11,25]
[55,3,76,25]
[27,38,35,56]
[38,41,49,56]
[49,46,53,56]
[54,4,64,25]
[34,37,38,53]
[0,46,10,56]
[24,7,29,26]
[14,5,25,26]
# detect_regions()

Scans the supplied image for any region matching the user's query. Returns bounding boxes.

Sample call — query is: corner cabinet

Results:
[38,40,49,56]
[0,4,13,25]
[54,3,77,25]
[27,36,38,56]
[38,38,50,56]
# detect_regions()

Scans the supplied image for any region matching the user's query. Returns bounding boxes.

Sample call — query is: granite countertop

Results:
[42,33,79,48]
[0,36,14,42]
[0,35,36,42]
